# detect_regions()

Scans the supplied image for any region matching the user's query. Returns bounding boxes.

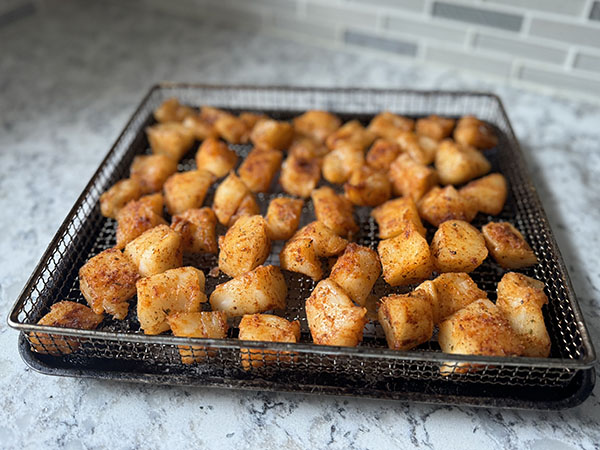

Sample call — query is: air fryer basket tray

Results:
[8,85,596,408]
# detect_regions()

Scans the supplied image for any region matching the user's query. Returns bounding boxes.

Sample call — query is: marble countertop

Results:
[1,1,599,448]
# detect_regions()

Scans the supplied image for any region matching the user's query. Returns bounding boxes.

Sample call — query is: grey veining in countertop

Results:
[1,1,599,449]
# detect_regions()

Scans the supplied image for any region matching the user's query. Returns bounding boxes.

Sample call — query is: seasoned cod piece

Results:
[378,223,433,286]
[293,110,341,144]
[124,224,183,277]
[136,266,206,335]
[482,221,537,269]
[182,114,219,141]
[30,301,103,355]
[288,136,330,160]
[130,154,178,194]
[115,193,166,248]
[265,197,304,240]
[438,299,523,359]
[227,192,260,227]
[239,112,268,131]
[459,173,507,216]
[198,106,228,125]
[163,170,214,216]
[100,178,143,219]
[305,279,367,347]
[325,120,375,151]
[378,291,434,351]
[430,220,488,273]
[238,147,283,193]
[344,166,391,207]
[280,221,348,280]
[371,197,426,239]
[419,135,439,157]
[415,115,455,141]
[79,248,140,320]
[218,215,271,277]
[416,272,487,325]
[496,272,550,357]
[171,207,218,254]
[167,311,229,363]
[389,153,438,202]
[366,138,401,171]
[238,314,301,370]
[454,115,498,149]
[435,139,491,185]
[330,243,381,306]
[396,130,437,165]
[279,237,323,281]
[311,186,358,237]
[498,272,548,309]
[368,111,414,140]
[214,112,250,144]
[250,119,294,151]
[195,137,238,179]
[280,153,321,199]
[146,122,195,162]
[212,172,250,226]
[417,185,477,227]
[153,98,195,123]
[210,265,287,317]
[322,144,364,184]
[294,221,349,257]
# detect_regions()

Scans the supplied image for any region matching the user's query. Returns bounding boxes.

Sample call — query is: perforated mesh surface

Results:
[9,86,595,389]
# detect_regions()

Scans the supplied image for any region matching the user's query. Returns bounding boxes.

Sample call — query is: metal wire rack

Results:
[8,85,596,397]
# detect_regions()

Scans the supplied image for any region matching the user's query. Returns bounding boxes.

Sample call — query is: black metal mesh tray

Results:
[7,85,596,408]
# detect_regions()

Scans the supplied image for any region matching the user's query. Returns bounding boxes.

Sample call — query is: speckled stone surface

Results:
[1,1,599,449]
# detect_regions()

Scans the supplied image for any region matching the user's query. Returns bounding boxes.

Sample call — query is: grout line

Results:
[520,12,532,37]
[464,27,476,50]
[424,0,434,15]
[510,59,522,79]
[564,47,578,70]
[582,0,595,22]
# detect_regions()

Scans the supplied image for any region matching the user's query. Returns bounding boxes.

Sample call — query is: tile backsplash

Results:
[150,0,600,99]
[3,0,599,99]
[154,0,600,98]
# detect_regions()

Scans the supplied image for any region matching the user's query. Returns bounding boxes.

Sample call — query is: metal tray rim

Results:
[7,84,597,370]
[9,321,596,369]
[17,333,596,411]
